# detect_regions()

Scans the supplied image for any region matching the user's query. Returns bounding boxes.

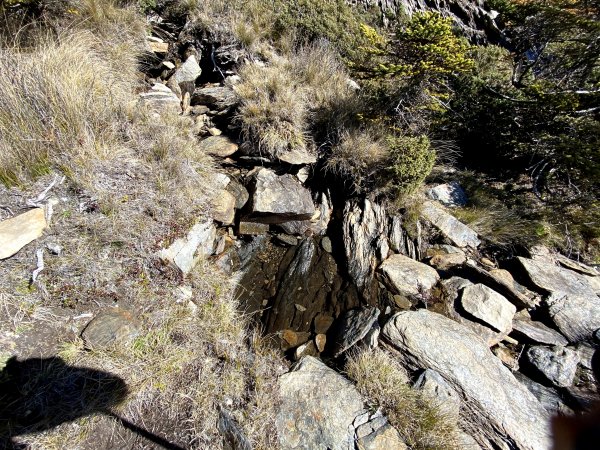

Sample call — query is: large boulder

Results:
[276,356,366,450]
[249,168,315,223]
[526,346,580,388]
[383,310,551,450]
[421,201,480,248]
[459,284,516,334]
[0,208,47,259]
[516,257,600,342]
[379,254,440,297]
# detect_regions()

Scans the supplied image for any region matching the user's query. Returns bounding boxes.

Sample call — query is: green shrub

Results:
[387,135,435,197]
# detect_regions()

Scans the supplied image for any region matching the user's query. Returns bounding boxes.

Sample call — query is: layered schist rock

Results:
[383,310,551,450]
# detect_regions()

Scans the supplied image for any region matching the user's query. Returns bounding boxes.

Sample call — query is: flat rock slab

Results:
[277,356,366,450]
[427,181,468,207]
[0,208,47,259]
[512,317,568,346]
[139,83,180,113]
[81,309,139,349]
[383,310,551,450]
[250,168,315,223]
[199,135,238,157]
[460,284,516,334]
[379,254,440,297]
[517,257,600,342]
[526,345,580,388]
[421,201,480,248]
[156,220,216,274]
[332,307,380,357]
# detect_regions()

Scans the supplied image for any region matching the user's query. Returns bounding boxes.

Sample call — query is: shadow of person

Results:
[0,356,185,450]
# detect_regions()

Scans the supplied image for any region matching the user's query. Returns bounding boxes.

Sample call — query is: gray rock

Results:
[526,345,580,388]
[173,54,201,85]
[211,190,236,225]
[516,257,600,342]
[512,316,569,347]
[514,372,573,416]
[156,220,216,273]
[278,147,317,165]
[277,356,366,450]
[199,135,238,157]
[332,307,380,357]
[343,199,389,294]
[379,254,440,297]
[0,208,46,259]
[358,424,406,450]
[460,284,516,334]
[427,181,468,207]
[321,236,332,253]
[421,201,480,248]
[278,220,312,235]
[225,178,249,209]
[139,83,180,113]
[81,309,139,349]
[294,341,319,360]
[575,343,596,370]
[191,86,237,111]
[383,310,551,450]
[275,234,299,246]
[414,369,461,420]
[218,408,252,450]
[250,168,315,223]
[555,254,599,277]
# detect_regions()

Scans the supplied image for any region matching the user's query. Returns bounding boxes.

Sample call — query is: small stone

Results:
[211,190,236,225]
[321,236,332,253]
[149,41,168,54]
[46,242,62,255]
[199,135,238,157]
[313,314,334,334]
[294,341,318,360]
[275,234,298,246]
[421,201,480,248]
[208,127,222,136]
[526,345,580,387]
[0,208,47,259]
[296,167,310,183]
[393,295,412,310]
[315,334,326,352]
[156,220,216,274]
[81,309,139,349]
[379,254,440,297]
[481,257,495,267]
[162,61,175,70]
[277,148,317,165]
[238,221,269,235]
[493,344,519,370]
[429,252,466,270]
[226,179,249,210]
[281,329,299,348]
[295,303,307,312]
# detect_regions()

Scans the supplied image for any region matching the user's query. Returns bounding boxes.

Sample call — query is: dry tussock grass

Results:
[346,349,461,450]
[235,42,352,159]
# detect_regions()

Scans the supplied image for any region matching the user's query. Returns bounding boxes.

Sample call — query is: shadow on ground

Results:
[0,356,185,449]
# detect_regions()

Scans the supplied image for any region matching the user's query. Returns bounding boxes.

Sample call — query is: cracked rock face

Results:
[526,345,580,388]
[383,310,551,450]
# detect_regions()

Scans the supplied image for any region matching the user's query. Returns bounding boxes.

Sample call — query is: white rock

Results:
[156,220,216,273]
[460,284,516,334]
[379,254,440,297]
[421,201,480,248]
[0,208,47,259]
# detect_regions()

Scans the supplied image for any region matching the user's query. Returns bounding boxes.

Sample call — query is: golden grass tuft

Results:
[346,349,461,450]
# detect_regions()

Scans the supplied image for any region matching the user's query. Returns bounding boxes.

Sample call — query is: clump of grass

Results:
[346,349,461,450]
[0,31,135,186]
[234,42,352,159]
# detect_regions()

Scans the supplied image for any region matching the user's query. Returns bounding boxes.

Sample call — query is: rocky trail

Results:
[1,3,599,450]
